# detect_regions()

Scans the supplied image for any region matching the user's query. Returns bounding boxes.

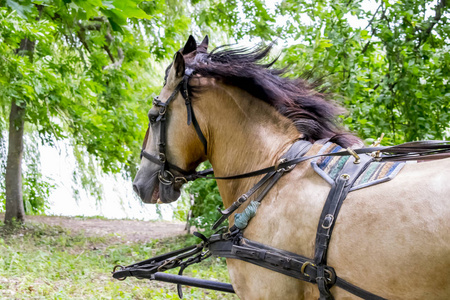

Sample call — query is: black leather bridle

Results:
[140,69,210,186]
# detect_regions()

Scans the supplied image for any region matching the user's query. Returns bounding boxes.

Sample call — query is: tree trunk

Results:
[4,101,26,224]
[4,38,35,225]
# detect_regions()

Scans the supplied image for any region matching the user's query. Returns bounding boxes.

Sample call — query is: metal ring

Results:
[325,268,336,283]
[175,177,188,184]
[159,170,174,185]
[159,106,166,115]
[113,265,126,281]
[237,194,248,203]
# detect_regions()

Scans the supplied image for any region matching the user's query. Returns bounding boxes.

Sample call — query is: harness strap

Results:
[314,154,373,265]
[313,154,373,299]
[185,141,450,182]
[181,69,208,155]
[212,140,312,229]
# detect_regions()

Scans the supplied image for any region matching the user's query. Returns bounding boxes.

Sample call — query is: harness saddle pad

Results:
[312,142,405,191]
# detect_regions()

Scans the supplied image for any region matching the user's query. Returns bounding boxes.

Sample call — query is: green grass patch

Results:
[0,221,237,299]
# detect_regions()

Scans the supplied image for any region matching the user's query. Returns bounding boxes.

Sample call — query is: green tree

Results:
[278,0,450,143]
[0,0,278,224]
[0,0,154,224]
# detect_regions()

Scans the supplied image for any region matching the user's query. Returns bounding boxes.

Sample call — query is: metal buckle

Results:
[159,106,166,115]
[157,258,178,272]
[301,261,316,277]
[321,214,334,229]
[276,158,295,173]
[237,194,248,203]
[324,268,336,283]
[159,153,166,163]
[159,170,174,185]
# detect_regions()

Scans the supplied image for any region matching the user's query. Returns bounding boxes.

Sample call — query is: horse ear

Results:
[198,35,209,53]
[172,51,185,79]
[182,35,197,55]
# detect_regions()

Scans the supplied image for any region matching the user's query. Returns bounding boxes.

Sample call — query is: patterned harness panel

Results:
[312,142,405,191]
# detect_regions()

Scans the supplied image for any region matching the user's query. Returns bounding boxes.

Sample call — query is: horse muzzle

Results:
[133,168,182,204]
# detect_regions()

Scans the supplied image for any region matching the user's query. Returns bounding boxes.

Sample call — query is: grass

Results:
[0,221,238,299]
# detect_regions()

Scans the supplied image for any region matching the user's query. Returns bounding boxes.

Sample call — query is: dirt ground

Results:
[20,214,188,242]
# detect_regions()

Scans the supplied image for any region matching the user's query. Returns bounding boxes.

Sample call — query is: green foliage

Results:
[0,1,155,214]
[0,221,236,299]
[22,133,54,214]
[177,162,225,235]
[277,0,450,143]
[0,130,54,215]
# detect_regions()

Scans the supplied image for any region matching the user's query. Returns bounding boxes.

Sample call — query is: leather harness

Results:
[117,70,450,299]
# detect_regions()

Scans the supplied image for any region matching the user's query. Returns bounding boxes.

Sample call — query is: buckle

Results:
[301,261,316,277]
[321,214,334,229]
[276,158,295,173]
[159,106,166,115]
[237,194,248,204]
[324,267,336,284]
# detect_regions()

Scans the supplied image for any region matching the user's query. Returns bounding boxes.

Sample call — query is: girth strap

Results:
[314,153,373,299]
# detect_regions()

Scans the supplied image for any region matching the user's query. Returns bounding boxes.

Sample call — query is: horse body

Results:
[133,36,450,299]
[229,155,450,300]
[200,81,450,299]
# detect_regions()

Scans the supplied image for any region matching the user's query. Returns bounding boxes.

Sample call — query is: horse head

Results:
[132,35,209,204]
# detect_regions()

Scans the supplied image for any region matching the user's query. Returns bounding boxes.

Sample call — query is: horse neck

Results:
[201,84,302,207]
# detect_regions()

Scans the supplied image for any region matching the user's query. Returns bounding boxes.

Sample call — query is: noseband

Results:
[140,69,209,185]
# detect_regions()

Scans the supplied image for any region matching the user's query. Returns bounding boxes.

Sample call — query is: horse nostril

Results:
[133,184,140,196]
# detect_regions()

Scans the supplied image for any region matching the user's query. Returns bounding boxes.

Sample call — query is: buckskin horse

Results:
[132,36,450,299]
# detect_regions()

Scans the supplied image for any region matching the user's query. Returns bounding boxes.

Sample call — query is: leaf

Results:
[415,91,423,98]
[107,16,124,33]
[6,0,35,19]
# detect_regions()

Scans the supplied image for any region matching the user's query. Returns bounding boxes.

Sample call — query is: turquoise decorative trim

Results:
[234,201,261,229]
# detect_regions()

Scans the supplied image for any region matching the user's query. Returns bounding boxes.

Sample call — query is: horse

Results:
[132,35,450,299]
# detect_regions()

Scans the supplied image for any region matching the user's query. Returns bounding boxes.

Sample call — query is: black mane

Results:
[186,45,361,147]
